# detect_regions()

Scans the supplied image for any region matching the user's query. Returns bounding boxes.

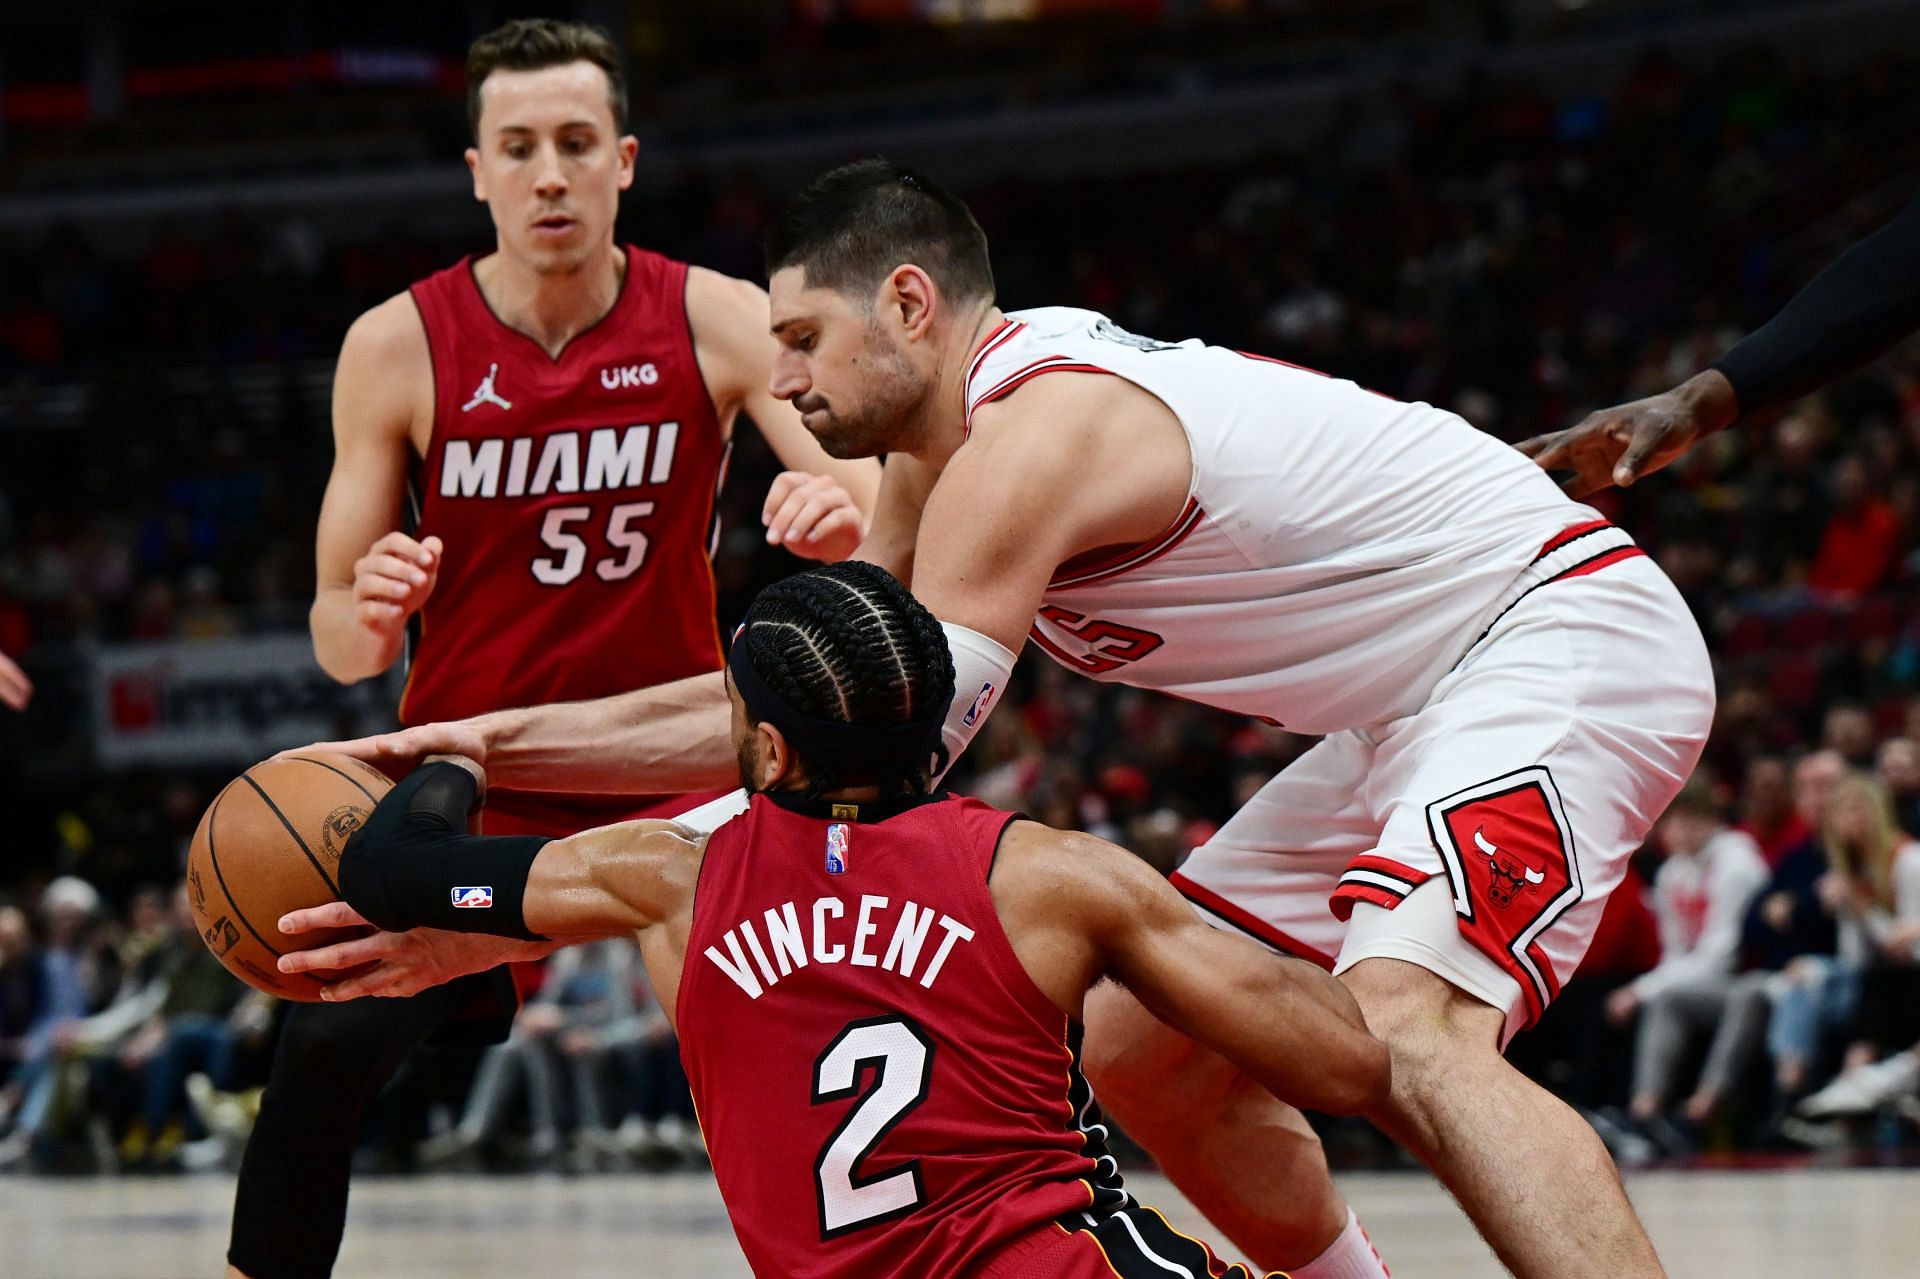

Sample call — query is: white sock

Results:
[1287,1209,1390,1279]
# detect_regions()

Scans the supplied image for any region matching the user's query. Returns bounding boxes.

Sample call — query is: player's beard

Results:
[800,324,927,460]
[734,722,766,794]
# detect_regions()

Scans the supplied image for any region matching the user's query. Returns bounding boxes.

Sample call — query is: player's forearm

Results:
[477,669,736,795]
[1162,945,1390,1116]
[1713,187,1920,416]
[310,588,402,685]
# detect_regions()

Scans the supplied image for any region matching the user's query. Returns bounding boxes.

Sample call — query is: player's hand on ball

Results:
[281,719,490,781]
[352,532,442,634]
[278,902,553,1000]
[762,470,865,562]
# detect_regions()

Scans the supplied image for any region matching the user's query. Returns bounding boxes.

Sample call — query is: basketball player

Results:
[313,160,1713,1279]
[1520,185,1920,495]
[283,561,1388,1279]
[232,23,877,1279]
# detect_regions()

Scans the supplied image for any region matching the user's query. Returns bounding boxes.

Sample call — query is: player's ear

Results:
[466,147,487,203]
[887,266,937,341]
[616,136,638,191]
[758,722,797,789]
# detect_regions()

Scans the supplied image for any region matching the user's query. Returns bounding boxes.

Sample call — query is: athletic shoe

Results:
[1797,1055,1920,1119]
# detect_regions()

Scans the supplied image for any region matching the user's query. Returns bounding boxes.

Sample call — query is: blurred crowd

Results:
[0,876,699,1175]
[5,37,1920,1170]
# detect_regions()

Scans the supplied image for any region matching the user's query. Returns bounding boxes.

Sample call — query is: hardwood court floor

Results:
[8,1166,1918,1277]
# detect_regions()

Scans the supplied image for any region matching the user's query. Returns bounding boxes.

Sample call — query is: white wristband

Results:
[938,621,1018,782]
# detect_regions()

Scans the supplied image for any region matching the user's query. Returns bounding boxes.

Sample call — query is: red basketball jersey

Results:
[404,247,728,833]
[678,793,1132,1278]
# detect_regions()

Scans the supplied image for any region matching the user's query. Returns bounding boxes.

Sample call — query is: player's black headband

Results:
[727,629,950,779]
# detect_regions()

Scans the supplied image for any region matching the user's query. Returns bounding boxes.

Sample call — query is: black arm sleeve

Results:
[1713,187,1920,415]
[338,762,551,940]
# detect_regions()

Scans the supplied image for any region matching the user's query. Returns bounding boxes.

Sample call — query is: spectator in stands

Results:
[600,965,702,1165]
[1822,704,1879,770]
[0,878,112,1168]
[1610,775,1770,1139]
[108,881,257,1168]
[419,939,644,1170]
[0,906,45,1134]
[1768,776,1920,1100]
[1737,756,1808,868]
[1789,778,1920,1126]
[1806,456,1901,598]
[1875,737,1920,837]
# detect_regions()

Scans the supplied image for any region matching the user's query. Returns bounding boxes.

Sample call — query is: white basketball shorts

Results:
[1171,533,1713,1044]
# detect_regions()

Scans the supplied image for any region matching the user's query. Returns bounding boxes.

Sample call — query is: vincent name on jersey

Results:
[703,894,977,1000]
[439,422,681,499]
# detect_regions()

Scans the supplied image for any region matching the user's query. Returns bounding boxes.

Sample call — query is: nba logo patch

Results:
[963,681,997,727]
[451,886,494,909]
[825,823,850,875]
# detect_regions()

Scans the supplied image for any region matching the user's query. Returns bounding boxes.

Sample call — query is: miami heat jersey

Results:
[404,247,727,829]
[966,307,1637,735]
[677,793,1130,1279]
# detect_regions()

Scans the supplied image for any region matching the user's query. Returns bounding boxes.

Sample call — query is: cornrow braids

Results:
[739,562,956,796]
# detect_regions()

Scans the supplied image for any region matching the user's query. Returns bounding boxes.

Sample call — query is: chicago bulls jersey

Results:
[967,307,1639,735]
[678,793,1130,1279]
[404,247,727,830]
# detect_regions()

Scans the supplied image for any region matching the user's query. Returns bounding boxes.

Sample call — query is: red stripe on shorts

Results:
[1171,871,1337,969]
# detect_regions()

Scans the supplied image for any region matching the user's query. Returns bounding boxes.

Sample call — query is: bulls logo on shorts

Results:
[1426,767,1582,1023]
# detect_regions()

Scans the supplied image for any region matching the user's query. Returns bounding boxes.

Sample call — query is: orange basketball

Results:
[186,752,392,1000]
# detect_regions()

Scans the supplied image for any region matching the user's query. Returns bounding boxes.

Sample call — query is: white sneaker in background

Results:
[1798,1054,1920,1118]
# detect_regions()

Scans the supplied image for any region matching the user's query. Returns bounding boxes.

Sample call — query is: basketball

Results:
[185,752,392,1001]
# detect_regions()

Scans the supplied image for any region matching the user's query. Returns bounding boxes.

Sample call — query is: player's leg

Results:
[1082,983,1349,1268]
[1087,734,1391,1277]
[226,972,503,1279]
[1328,555,1712,1279]
[1339,952,1662,1277]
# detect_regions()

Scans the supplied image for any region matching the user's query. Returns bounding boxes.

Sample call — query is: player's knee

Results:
[1342,958,1505,1108]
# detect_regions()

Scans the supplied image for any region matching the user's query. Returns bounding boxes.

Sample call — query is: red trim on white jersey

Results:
[1049,498,1205,590]
[964,356,1113,436]
[963,319,1027,395]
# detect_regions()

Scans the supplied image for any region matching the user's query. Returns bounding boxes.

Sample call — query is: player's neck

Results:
[905,304,1005,468]
[474,243,626,359]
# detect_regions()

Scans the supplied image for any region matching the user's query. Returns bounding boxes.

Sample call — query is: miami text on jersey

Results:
[438,422,681,499]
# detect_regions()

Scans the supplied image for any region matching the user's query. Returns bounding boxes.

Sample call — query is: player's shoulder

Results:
[339,290,431,375]
[684,265,769,337]
[962,357,1162,480]
[990,819,1155,917]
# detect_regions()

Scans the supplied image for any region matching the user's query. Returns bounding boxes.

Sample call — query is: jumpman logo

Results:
[462,363,512,413]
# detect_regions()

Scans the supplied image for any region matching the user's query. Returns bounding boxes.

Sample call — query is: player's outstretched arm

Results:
[311,294,437,683]
[326,758,699,938]
[296,666,738,794]
[1000,824,1389,1117]
[1517,369,1738,499]
[1520,185,1920,496]
[687,267,880,561]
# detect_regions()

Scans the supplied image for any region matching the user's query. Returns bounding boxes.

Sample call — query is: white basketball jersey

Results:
[965,307,1626,734]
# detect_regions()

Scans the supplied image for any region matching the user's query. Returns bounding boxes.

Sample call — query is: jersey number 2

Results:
[811,1016,935,1238]
[531,502,652,586]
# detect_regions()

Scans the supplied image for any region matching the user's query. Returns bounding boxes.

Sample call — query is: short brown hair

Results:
[766,159,995,307]
[466,18,627,139]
